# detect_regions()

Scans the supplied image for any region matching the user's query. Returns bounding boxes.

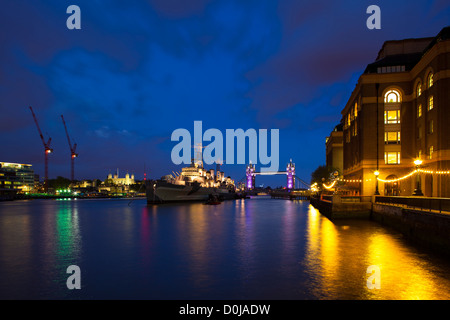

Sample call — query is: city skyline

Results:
[2,1,450,186]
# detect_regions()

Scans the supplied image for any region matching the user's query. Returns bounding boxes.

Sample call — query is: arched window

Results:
[384,89,401,103]
[384,175,400,196]
[416,83,422,97]
[428,73,434,88]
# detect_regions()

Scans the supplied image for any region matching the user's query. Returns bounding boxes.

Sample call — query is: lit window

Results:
[385,152,401,164]
[428,73,434,88]
[385,131,401,144]
[385,89,401,103]
[428,120,434,134]
[416,83,422,97]
[384,110,400,124]
[429,146,434,159]
[428,96,434,110]
[354,103,358,118]
[417,104,422,118]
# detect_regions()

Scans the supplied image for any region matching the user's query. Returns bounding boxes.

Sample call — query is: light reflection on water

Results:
[0,197,449,299]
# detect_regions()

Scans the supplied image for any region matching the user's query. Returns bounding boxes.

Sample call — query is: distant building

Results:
[0,162,34,193]
[73,180,99,188]
[325,123,344,173]
[106,171,135,186]
[339,26,450,197]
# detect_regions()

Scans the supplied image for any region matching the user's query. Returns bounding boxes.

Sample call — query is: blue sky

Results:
[1,0,450,186]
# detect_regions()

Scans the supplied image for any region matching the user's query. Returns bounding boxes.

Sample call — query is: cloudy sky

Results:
[1,0,450,186]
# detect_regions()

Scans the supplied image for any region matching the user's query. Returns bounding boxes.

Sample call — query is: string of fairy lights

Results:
[320,168,450,189]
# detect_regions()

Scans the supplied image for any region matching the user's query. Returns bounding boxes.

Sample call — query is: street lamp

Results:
[413,159,423,196]
[374,170,380,195]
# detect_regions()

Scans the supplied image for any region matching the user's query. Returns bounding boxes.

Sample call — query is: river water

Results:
[0,197,449,300]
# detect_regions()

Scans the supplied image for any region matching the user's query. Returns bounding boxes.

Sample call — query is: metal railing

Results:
[374,196,450,214]
[318,195,372,203]
[340,196,372,203]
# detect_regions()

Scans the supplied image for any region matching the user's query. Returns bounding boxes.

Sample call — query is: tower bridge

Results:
[244,160,311,191]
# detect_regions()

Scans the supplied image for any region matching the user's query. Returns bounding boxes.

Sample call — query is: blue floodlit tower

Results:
[286,159,295,190]
[246,162,256,190]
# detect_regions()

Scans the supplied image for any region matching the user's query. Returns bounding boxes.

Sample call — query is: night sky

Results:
[1,1,450,187]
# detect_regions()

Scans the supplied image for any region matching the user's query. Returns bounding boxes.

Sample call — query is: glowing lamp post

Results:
[374,170,380,195]
[413,159,423,196]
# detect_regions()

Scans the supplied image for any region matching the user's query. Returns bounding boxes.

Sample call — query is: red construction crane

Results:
[29,106,53,193]
[61,115,78,183]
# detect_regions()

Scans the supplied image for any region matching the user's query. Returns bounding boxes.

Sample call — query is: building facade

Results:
[107,172,136,186]
[326,123,344,173]
[340,27,450,197]
[0,162,35,194]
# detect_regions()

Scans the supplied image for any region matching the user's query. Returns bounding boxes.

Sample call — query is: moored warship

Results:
[146,158,236,204]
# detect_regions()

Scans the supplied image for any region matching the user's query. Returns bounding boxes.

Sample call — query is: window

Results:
[352,122,358,136]
[428,73,434,88]
[354,103,358,118]
[428,120,434,134]
[385,152,401,164]
[385,131,401,144]
[417,126,423,139]
[385,110,400,124]
[416,83,422,97]
[385,89,401,103]
[417,104,422,118]
[429,146,434,160]
[418,150,422,159]
[428,96,434,110]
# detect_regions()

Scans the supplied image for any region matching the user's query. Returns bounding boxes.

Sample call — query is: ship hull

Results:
[146,181,236,204]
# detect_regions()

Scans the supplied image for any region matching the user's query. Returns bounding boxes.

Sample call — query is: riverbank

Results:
[0,194,146,201]
[372,203,450,256]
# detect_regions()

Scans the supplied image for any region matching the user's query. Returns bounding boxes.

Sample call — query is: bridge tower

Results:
[286,159,295,190]
[246,162,256,190]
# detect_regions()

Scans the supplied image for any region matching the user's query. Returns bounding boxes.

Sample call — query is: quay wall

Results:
[372,204,450,255]
[310,196,371,219]
[310,196,450,256]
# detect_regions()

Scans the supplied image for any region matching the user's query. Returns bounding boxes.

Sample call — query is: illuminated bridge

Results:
[242,160,311,191]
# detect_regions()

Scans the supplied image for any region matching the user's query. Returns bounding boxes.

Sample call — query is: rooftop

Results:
[364,26,450,74]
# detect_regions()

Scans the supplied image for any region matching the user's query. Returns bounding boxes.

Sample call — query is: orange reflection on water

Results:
[305,204,450,300]
[366,233,450,300]
[179,203,214,288]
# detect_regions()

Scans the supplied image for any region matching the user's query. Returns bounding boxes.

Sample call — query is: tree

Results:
[129,181,146,192]
[48,176,71,189]
[311,165,341,186]
[104,178,115,187]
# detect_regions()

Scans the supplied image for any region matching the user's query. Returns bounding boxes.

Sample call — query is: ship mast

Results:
[193,143,204,168]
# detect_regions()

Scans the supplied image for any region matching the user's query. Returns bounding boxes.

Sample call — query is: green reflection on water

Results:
[55,201,81,268]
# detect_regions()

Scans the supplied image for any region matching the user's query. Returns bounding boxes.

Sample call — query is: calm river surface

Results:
[0,197,449,300]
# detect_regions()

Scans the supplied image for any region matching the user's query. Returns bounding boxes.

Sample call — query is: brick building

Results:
[339,26,450,197]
